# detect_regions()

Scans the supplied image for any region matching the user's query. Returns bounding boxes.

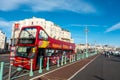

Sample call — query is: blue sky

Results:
[0,0,120,47]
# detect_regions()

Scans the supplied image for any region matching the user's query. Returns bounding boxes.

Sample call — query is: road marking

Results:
[68,55,99,80]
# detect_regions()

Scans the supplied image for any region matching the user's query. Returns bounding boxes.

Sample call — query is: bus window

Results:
[16,46,32,58]
[39,30,48,40]
[45,49,54,56]
[20,28,37,38]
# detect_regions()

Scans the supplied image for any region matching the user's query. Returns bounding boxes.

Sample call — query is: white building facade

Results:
[11,17,74,43]
[0,30,6,49]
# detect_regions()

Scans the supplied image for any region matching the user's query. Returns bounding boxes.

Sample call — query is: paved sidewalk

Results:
[31,55,98,80]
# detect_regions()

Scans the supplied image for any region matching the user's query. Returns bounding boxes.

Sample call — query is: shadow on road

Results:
[105,55,120,62]
[94,75,104,80]
[107,58,120,62]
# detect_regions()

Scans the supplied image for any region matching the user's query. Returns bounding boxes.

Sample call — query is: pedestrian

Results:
[105,51,110,58]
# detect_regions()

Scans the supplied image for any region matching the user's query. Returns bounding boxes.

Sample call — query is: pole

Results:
[85,26,88,57]
[69,55,71,63]
[8,26,15,80]
[0,62,4,80]
[61,55,63,66]
[46,57,49,71]
[64,55,66,64]
[39,56,43,73]
[29,59,33,76]
[57,56,60,67]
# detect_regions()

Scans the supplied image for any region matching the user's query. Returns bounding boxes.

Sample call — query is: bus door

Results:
[38,29,49,67]
[37,48,45,66]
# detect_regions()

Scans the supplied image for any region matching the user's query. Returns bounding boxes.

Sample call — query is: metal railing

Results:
[0,51,98,80]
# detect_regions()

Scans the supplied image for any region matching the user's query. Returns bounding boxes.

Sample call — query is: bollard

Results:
[76,54,77,61]
[39,56,43,73]
[64,55,66,65]
[73,55,74,62]
[84,53,86,58]
[57,56,60,67]
[77,54,78,60]
[74,54,76,61]
[71,55,73,62]
[72,55,74,62]
[78,54,80,60]
[46,57,49,71]
[82,54,84,59]
[29,59,33,76]
[17,67,22,71]
[80,54,82,60]
[76,54,78,61]
[69,55,71,63]
[0,62,4,80]
[61,55,63,66]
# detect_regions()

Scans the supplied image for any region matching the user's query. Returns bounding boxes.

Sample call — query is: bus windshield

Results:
[16,46,32,58]
[18,28,37,44]
[20,28,37,38]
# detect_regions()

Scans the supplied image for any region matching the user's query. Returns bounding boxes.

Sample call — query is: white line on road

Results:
[30,55,99,80]
[68,55,99,80]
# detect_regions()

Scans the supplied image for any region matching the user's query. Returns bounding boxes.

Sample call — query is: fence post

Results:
[73,54,75,62]
[0,62,4,80]
[61,55,63,66]
[57,56,60,67]
[69,55,71,63]
[78,54,79,60]
[29,59,33,76]
[39,56,43,73]
[74,54,76,61]
[72,55,74,62]
[78,54,80,60]
[80,54,81,60]
[82,54,84,59]
[64,55,66,65]
[46,57,49,71]
[76,54,78,60]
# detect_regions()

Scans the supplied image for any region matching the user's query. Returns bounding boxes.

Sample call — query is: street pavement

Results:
[1,54,120,80]
[0,53,98,80]
[71,54,120,80]
[31,55,98,80]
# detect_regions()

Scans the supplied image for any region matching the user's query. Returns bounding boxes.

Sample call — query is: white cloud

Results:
[69,24,98,27]
[0,0,28,11]
[106,22,120,32]
[0,19,14,28]
[0,0,97,13]
[0,18,15,38]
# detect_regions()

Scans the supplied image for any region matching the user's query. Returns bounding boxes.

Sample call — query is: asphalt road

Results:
[71,54,120,80]
[0,54,9,62]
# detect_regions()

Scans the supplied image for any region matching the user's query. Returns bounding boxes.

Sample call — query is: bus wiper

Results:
[29,34,34,38]
[24,29,34,38]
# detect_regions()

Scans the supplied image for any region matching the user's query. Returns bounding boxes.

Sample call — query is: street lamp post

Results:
[94,41,97,54]
[85,26,88,57]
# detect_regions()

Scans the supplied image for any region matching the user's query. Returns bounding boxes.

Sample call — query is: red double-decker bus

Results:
[13,26,75,70]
